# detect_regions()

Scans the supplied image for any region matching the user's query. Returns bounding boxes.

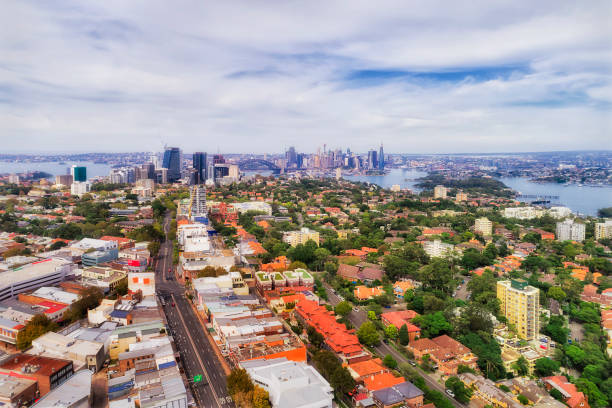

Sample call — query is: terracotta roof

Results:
[363,372,405,392]
[349,359,387,378]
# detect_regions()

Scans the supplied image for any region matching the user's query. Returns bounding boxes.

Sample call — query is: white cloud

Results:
[0,0,610,153]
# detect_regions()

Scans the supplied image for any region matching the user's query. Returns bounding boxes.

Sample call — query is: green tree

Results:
[16,314,59,350]
[334,301,352,317]
[367,310,377,320]
[575,378,608,408]
[384,324,398,339]
[511,356,529,376]
[548,286,566,302]
[534,358,560,377]
[148,240,161,256]
[307,326,324,348]
[383,354,398,369]
[445,376,473,404]
[330,366,356,395]
[357,321,380,346]
[227,368,254,397]
[412,312,452,338]
[517,394,529,405]
[252,386,271,408]
[399,324,410,346]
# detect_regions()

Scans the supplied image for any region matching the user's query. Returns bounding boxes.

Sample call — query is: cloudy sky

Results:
[1,1,611,154]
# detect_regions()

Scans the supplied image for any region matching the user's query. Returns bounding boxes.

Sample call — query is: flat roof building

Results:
[0,258,75,302]
[241,357,333,408]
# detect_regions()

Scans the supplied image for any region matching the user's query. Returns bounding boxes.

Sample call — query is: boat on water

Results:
[58,162,66,165]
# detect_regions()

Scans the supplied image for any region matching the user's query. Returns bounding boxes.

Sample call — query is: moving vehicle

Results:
[446,389,455,398]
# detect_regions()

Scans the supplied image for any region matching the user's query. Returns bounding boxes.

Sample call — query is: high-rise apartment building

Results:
[497,279,540,340]
[595,220,612,240]
[193,152,207,184]
[71,166,87,182]
[71,181,91,196]
[162,147,181,183]
[556,219,585,242]
[282,228,320,247]
[135,163,155,181]
[455,191,467,202]
[474,217,493,236]
[189,185,207,220]
[55,174,73,187]
[433,185,447,199]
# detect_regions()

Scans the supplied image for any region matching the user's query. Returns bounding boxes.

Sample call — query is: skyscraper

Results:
[378,143,385,170]
[193,152,207,184]
[367,150,378,170]
[189,185,207,220]
[71,165,87,182]
[497,279,540,340]
[286,146,297,167]
[162,147,181,183]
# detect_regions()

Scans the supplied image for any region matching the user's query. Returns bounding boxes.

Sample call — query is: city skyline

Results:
[2,1,611,153]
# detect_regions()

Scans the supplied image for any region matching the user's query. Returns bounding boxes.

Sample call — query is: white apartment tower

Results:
[556,219,585,242]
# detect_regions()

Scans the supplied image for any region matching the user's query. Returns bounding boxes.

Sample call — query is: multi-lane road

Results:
[323,282,468,408]
[155,213,234,408]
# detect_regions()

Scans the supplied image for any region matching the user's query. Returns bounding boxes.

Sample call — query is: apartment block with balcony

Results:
[497,279,540,340]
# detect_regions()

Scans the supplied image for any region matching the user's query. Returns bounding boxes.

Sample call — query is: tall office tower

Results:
[71,166,87,182]
[286,147,297,167]
[193,152,207,184]
[497,279,540,340]
[296,153,305,169]
[213,164,230,180]
[474,217,493,236]
[556,219,586,242]
[189,185,207,219]
[162,147,181,183]
[378,143,385,170]
[144,162,155,179]
[367,150,378,170]
[213,154,225,165]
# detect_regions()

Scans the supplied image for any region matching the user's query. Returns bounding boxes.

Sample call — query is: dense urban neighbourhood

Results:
[0,154,610,408]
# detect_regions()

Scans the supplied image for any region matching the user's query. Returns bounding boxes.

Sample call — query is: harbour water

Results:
[0,161,112,179]
[345,169,610,216]
[498,177,611,217]
[344,168,428,192]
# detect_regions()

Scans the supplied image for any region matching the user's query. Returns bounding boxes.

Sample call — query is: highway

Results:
[155,213,234,408]
[323,282,468,408]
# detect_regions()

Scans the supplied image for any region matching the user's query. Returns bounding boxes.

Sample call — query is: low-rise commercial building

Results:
[31,331,105,372]
[0,354,74,396]
[241,357,333,408]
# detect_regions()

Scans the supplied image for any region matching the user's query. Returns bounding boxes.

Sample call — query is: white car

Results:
[445,389,455,398]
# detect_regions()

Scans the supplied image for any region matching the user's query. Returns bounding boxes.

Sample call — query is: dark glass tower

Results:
[378,143,385,170]
[193,152,207,184]
[162,147,181,182]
